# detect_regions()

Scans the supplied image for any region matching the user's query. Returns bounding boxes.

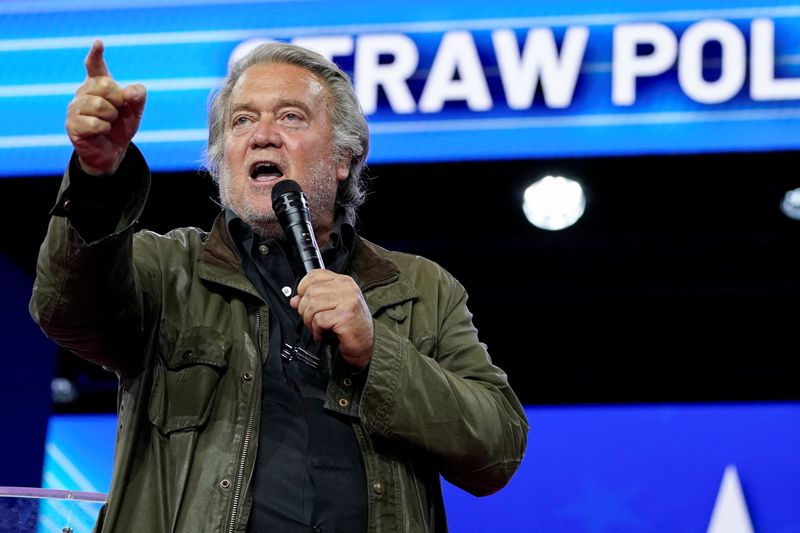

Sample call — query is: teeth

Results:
[250,163,282,179]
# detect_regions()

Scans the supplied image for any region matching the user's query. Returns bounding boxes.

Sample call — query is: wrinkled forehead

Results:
[227,61,331,113]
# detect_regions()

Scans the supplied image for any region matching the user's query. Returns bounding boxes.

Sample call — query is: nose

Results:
[250,117,282,149]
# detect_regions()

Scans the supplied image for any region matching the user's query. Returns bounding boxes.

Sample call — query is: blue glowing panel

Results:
[444,402,800,532]
[39,414,116,533]
[43,403,800,532]
[2,0,800,175]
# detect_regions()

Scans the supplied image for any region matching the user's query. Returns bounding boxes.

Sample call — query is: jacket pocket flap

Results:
[165,326,230,371]
[149,326,230,435]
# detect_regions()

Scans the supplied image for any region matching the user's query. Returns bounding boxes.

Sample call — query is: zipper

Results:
[226,308,263,533]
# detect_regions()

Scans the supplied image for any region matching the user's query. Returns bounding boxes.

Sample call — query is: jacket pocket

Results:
[149,325,230,435]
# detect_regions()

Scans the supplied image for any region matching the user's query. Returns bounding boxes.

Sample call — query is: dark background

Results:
[4,148,799,412]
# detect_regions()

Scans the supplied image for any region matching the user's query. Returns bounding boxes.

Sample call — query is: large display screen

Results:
[2,0,800,177]
[41,402,800,532]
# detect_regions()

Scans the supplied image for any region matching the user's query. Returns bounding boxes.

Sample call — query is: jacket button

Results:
[258,244,270,255]
[219,479,231,489]
[371,481,384,495]
[338,398,349,408]
[242,372,253,382]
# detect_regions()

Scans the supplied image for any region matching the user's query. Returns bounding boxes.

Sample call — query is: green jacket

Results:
[30,150,529,532]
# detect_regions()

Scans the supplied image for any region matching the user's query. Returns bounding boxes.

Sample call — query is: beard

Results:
[217,158,339,242]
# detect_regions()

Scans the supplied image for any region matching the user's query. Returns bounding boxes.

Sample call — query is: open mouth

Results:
[249,161,284,182]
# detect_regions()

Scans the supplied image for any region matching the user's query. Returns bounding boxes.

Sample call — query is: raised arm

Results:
[30,41,153,377]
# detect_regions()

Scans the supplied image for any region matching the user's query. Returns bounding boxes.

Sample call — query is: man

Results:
[30,39,528,532]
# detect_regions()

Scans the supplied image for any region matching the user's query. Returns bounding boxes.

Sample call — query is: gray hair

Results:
[205,41,370,220]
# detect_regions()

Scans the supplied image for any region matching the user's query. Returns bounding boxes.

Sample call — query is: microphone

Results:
[271,179,325,274]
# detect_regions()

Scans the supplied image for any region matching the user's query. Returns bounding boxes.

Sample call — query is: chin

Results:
[241,209,282,240]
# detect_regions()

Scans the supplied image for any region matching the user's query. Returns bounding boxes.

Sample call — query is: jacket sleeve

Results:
[29,145,155,377]
[358,261,529,496]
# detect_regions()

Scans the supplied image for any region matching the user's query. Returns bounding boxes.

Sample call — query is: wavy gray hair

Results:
[205,41,370,220]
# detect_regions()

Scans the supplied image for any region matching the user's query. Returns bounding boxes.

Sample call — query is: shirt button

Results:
[338,398,349,408]
[372,481,384,495]
[258,244,270,255]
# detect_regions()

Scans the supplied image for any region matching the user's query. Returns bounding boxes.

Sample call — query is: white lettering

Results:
[679,20,745,104]
[493,26,589,109]
[612,23,678,106]
[751,18,800,100]
[419,31,492,113]
[354,34,418,114]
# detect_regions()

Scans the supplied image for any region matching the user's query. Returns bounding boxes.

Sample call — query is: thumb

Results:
[123,83,147,118]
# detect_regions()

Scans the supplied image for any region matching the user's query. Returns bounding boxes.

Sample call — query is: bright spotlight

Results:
[522,175,586,231]
[780,188,800,221]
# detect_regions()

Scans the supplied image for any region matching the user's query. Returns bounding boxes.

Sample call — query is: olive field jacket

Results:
[30,150,529,532]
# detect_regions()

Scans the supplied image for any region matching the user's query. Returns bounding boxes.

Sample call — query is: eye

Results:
[233,115,252,126]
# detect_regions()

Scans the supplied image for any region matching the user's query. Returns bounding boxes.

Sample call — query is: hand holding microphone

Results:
[272,180,374,367]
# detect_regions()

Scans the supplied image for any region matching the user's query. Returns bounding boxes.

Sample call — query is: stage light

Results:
[51,377,77,404]
[780,188,800,221]
[522,175,586,230]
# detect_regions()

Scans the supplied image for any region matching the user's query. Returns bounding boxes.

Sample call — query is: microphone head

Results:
[271,179,302,204]
[270,178,324,273]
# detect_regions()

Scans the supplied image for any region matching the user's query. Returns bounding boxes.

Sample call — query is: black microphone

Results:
[271,179,325,274]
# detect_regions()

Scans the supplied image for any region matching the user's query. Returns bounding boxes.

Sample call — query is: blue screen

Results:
[2,0,800,176]
[42,402,800,532]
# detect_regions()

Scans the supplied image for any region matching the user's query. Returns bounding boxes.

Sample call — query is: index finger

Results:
[84,39,110,78]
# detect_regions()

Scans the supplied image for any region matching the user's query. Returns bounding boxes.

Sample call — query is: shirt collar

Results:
[223,206,355,275]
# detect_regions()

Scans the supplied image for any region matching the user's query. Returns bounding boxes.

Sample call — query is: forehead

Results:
[228,62,328,107]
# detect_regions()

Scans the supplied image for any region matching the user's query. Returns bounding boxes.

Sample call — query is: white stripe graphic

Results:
[1,6,799,51]
[0,129,208,148]
[46,443,99,493]
[0,77,222,98]
[0,0,312,15]
[3,108,799,150]
[0,134,71,148]
[369,107,800,134]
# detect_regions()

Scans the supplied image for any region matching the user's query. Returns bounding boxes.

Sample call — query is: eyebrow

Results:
[229,99,313,116]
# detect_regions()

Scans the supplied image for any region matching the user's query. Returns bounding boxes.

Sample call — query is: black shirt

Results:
[226,210,368,533]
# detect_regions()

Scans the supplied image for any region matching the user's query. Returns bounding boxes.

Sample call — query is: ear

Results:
[336,152,351,182]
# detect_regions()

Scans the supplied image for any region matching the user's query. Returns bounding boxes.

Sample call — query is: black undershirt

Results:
[226,211,368,533]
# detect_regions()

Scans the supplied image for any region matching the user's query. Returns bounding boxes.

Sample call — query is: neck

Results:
[247,214,334,249]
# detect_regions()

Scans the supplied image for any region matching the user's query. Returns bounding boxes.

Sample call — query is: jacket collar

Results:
[198,212,419,313]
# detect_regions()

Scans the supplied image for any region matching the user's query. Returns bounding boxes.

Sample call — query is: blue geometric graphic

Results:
[42,403,800,532]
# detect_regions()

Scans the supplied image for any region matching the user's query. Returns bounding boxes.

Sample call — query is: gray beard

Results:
[218,160,338,241]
